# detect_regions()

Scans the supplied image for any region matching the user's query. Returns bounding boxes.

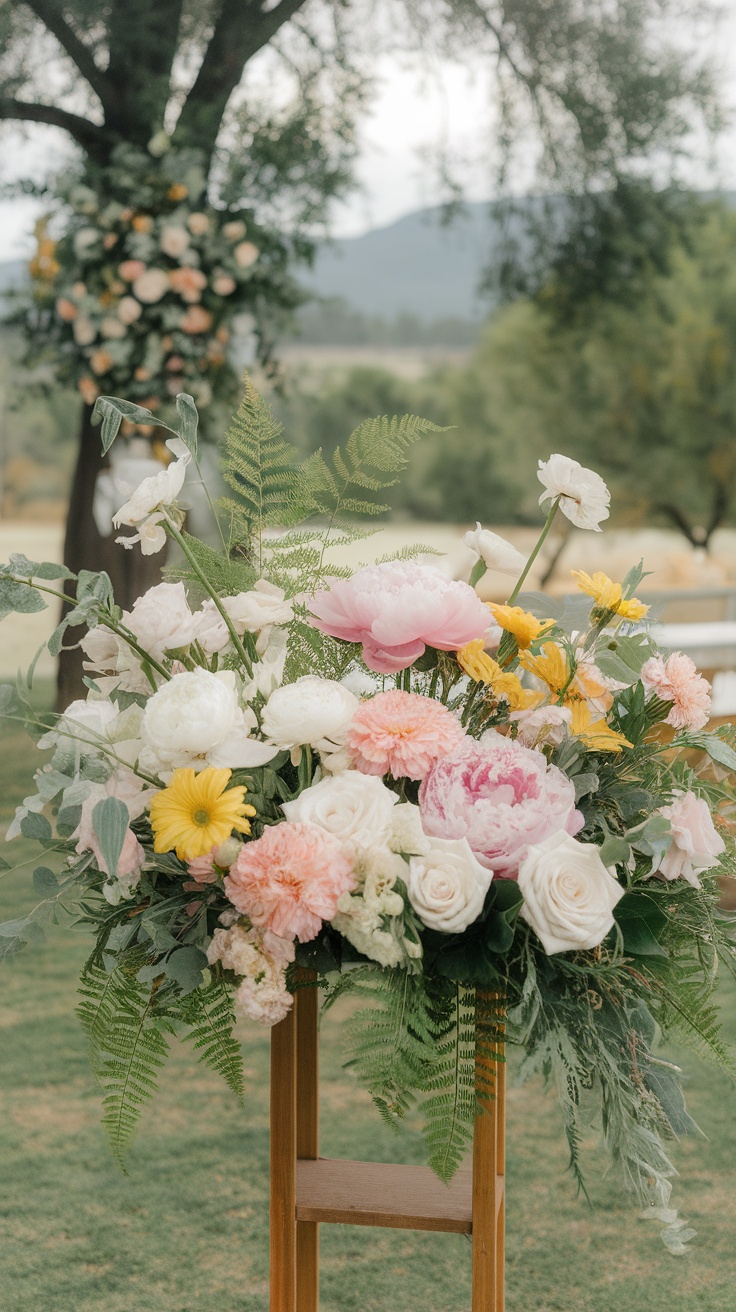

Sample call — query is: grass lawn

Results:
[1,697,735,1312]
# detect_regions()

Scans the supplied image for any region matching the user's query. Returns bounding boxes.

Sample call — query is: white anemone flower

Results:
[463,523,527,574]
[537,454,610,531]
[113,438,190,553]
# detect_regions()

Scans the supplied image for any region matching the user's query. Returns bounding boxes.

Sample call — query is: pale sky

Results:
[1,21,736,257]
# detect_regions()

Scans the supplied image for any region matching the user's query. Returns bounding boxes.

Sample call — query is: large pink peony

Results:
[347,689,466,780]
[418,731,583,878]
[224,821,354,941]
[308,560,491,673]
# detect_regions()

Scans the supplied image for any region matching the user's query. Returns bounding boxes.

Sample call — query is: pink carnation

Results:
[641,652,711,732]
[656,791,725,888]
[347,689,466,780]
[224,822,355,941]
[186,849,220,885]
[308,560,491,674]
[418,731,583,879]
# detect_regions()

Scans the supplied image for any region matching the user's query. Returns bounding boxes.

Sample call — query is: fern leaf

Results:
[222,376,308,558]
[100,987,169,1170]
[181,980,244,1101]
[420,983,478,1182]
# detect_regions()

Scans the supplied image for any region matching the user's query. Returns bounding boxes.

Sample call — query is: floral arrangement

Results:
[2,380,735,1253]
[23,143,302,414]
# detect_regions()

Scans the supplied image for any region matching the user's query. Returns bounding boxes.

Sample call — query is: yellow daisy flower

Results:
[568,700,632,752]
[487,603,553,650]
[150,767,256,861]
[456,641,540,710]
[519,641,570,694]
[571,570,649,622]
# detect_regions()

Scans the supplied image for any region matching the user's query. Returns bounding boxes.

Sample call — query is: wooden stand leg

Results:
[271,1004,297,1312]
[296,983,319,1312]
[472,996,505,1312]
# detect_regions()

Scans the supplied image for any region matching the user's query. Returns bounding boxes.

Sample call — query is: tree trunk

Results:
[57,403,164,709]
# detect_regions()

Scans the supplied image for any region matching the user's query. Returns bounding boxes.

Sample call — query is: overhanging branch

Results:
[22,0,113,111]
[0,97,109,154]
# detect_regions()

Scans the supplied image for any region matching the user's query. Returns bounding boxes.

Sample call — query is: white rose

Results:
[407,836,493,933]
[123,581,196,661]
[517,831,625,954]
[141,669,278,773]
[160,226,191,259]
[282,771,398,849]
[132,268,170,304]
[187,212,211,236]
[234,240,259,268]
[463,523,527,575]
[260,676,358,752]
[223,581,294,637]
[118,296,142,325]
[223,220,247,241]
[537,454,610,531]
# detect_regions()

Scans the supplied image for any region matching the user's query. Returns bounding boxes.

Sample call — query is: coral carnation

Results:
[347,690,466,780]
[225,822,354,941]
[308,560,490,674]
[419,731,583,878]
[641,652,711,732]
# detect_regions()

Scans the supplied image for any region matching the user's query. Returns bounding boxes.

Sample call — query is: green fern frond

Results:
[164,532,257,599]
[180,980,244,1101]
[420,983,478,1182]
[303,414,446,522]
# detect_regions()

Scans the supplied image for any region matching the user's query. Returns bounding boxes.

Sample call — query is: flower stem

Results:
[164,517,253,676]
[507,499,561,605]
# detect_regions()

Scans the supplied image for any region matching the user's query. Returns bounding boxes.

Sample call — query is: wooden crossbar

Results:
[270,980,506,1311]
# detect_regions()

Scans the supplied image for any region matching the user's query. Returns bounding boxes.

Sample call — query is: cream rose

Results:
[260,676,358,753]
[517,831,624,954]
[654,792,725,888]
[282,771,398,849]
[141,669,277,774]
[407,836,493,933]
[132,268,170,304]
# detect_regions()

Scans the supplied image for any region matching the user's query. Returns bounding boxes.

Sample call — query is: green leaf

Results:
[93,396,159,453]
[0,577,47,620]
[175,394,199,455]
[600,836,632,866]
[32,867,59,896]
[573,771,599,802]
[20,812,52,842]
[596,634,655,683]
[92,797,129,878]
[615,894,668,957]
[696,735,736,772]
[165,946,209,994]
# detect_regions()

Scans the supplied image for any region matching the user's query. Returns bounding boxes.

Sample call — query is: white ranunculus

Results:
[260,676,359,752]
[223,581,294,638]
[141,669,277,774]
[463,523,527,575]
[282,771,398,849]
[537,454,610,531]
[407,836,493,933]
[123,581,197,661]
[517,830,624,954]
[113,437,190,543]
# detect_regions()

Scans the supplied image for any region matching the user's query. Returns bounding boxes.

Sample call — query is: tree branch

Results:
[22,0,113,111]
[173,0,309,159]
[0,97,109,156]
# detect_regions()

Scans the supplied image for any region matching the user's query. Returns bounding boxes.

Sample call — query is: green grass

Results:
[1,698,735,1311]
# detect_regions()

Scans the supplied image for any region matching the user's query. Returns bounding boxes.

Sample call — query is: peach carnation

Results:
[641,652,711,732]
[347,689,466,780]
[181,304,213,334]
[225,821,354,941]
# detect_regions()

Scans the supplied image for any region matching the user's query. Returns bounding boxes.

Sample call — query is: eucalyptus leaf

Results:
[696,735,736,772]
[93,396,158,453]
[175,393,199,454]
[91,796,129,877]
[165,945,209,994]
[600,836,632,866]
[20,811,52,842]
[33,866,60,897]
[0,578,47,620]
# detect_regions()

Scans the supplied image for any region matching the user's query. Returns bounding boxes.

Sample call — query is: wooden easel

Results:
[270,981,506,1311]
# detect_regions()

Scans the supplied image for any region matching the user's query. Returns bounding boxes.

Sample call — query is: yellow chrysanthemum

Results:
[571,570,649,622]
[150,767,256,861]
[519,641,570,694]
[568,700,632,752]
[456,640,540,709]
[487,603,553,649]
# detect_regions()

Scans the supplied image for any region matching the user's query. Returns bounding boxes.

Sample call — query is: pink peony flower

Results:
[656,791,725,888]
[418,731,583,879]
[308,560,491,674]
[225,822,355,941]
[641,652,711,732]
[347,689,467,780]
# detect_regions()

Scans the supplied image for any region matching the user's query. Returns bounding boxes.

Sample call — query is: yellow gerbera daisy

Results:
[456,640,540,710]
[150,767,257,861]
[570,570,649,622]
[568,700,632,752]
[487,603,553,650]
